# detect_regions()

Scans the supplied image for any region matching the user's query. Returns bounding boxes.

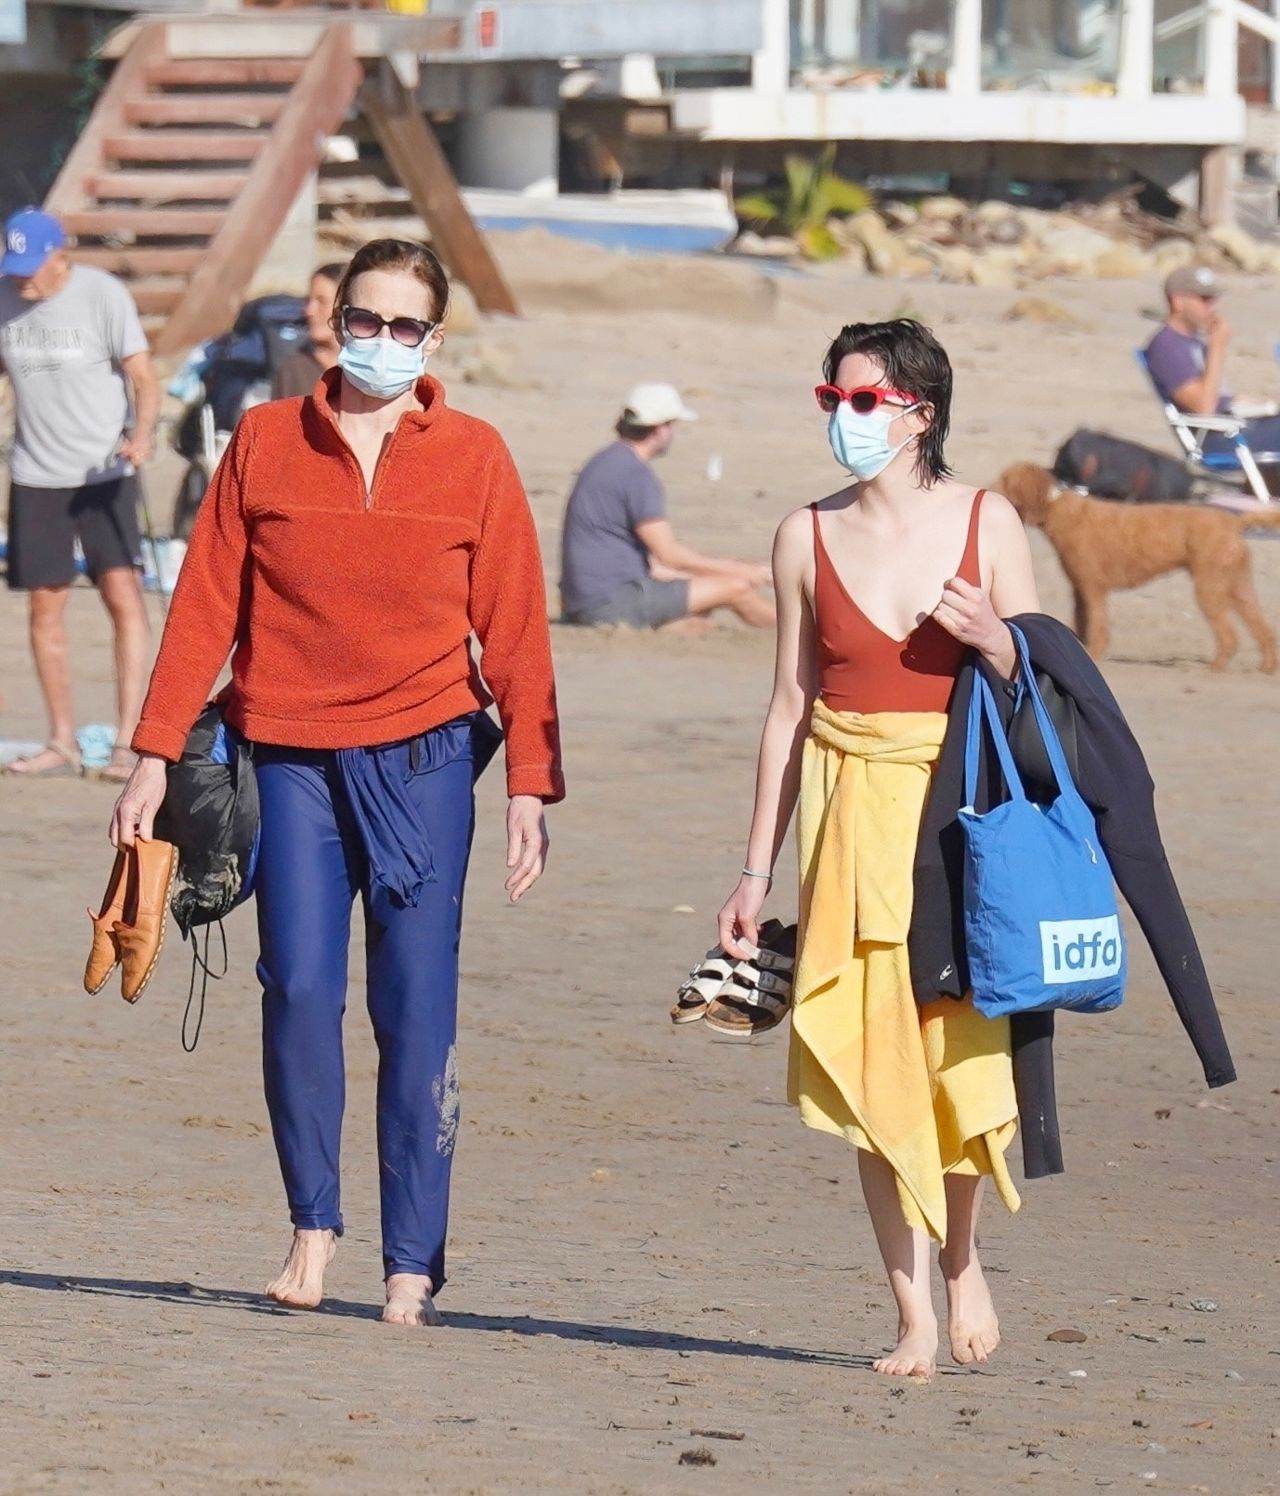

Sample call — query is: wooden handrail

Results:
[153,22,362,354]
[362,63,519,317]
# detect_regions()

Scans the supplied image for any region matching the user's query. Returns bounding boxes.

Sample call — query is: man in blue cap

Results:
[0,207,158,779]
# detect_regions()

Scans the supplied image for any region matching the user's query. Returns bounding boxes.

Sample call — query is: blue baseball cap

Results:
[2,207,67,276]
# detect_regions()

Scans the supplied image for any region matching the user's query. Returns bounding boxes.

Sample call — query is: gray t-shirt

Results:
[560,441,667,616]
[0,264,148,488]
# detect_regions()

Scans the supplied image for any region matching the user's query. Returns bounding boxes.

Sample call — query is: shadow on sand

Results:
[0,1268,889,1369]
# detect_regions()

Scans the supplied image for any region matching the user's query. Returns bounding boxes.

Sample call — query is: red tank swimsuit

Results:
[812,491,985,715]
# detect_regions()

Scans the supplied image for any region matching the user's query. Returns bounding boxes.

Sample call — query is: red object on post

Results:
[476,7,499,49]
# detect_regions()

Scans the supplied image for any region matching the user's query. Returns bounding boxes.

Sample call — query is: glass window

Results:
[792,0,953,87]
[980,0,1122,91]
[1154,0,1206,94]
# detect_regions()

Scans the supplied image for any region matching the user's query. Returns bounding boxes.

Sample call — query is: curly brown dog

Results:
[999,462,1280,672]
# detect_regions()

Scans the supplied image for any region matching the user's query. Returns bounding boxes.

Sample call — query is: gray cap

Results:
[1164,263,1220,299]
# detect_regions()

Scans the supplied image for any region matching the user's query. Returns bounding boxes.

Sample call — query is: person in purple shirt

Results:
[1144,264,1280,483]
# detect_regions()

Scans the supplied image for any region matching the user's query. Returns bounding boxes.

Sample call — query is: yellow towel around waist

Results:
[788,700,1020,1242]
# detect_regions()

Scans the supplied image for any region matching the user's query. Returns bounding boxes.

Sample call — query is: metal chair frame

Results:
[1135,348,1275,505]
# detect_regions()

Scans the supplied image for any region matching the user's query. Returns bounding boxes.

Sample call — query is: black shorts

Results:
[5,476,144,591]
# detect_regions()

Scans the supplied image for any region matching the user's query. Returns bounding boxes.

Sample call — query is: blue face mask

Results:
[338,335,428,400]
[828,401,919,481]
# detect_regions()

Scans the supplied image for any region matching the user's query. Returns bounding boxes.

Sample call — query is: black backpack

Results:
[1053,429,1194,503]
[173,293,307,459]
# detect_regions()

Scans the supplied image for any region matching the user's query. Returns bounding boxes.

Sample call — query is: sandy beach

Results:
[1,246,1278,1494]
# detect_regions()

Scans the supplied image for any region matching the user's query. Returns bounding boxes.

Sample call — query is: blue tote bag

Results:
[959,626,1126,1019]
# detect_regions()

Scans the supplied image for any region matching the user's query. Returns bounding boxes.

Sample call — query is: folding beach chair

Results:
[1135,349,1276,504]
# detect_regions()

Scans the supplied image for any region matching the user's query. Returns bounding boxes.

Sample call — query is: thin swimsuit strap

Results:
[811,489,987,632]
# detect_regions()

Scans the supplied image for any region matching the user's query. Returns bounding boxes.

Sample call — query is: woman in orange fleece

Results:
[111,240,563,1327]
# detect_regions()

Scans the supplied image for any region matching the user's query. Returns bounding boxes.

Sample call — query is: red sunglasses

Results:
[814,383,916,415]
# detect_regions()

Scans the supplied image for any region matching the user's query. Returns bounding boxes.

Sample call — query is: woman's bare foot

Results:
[873,1318,938,1378]
[382,1273,443,1327]
[265,1228,336,1308]
[940,1248,1000,1365]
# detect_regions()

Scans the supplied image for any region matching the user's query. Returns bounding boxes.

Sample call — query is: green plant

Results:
[48,17,110,181]
[735,145,872,261]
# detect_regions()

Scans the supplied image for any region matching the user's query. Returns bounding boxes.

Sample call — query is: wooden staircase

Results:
[45,22,362,355]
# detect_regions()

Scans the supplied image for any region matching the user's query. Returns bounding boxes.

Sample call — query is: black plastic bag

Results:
[153,703,260,938]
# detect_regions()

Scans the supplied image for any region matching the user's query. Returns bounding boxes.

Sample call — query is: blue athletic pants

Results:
[253,725,476,1288]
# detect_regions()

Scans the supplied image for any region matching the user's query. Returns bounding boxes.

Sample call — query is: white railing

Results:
[767,0,1278,103]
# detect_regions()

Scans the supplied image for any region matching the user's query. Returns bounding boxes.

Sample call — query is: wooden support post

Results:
[1199,142,1234,226]
[361,63,519,317]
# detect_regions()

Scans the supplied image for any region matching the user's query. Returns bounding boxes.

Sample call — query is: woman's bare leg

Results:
[857,1149,937,1376]
[939,1173,1001,1365]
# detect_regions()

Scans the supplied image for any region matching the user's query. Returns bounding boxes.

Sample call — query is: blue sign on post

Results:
[0,0,26,46]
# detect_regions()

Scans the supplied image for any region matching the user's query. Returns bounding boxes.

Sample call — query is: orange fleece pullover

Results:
[132,372,564,802]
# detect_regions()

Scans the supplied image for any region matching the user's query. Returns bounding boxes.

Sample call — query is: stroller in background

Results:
[169,293,308,539]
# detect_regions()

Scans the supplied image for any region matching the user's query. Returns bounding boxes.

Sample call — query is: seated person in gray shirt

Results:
[1144,264,1280,481]
[560,384,775,629]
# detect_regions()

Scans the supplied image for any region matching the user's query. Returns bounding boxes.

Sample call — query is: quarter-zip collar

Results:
[306,368,448,509]
[308,367,448,445]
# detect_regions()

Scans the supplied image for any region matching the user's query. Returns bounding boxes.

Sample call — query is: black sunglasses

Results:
[341,304,436,348]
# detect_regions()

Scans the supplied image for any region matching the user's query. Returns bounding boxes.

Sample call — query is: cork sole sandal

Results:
[670,918,788,1025]
[703,923,798,1039]
[670,944,737,1025]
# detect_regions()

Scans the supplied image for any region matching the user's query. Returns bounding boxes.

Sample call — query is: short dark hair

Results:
[822,318,953,484]
[615,417,658,441]
[314,261,346,284]
[329,239,450,338]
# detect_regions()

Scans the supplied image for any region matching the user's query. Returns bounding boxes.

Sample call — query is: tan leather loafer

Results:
[85,848,130,995]
[116,838,178,1004]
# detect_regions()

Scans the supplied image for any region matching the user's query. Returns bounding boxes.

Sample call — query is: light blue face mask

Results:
[828,401,920,481]
[338,335,428,400]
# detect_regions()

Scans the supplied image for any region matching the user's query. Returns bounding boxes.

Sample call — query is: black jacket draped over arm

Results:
[909,613,1235,1181]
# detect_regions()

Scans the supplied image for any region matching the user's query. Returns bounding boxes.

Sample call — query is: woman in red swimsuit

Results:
[718,320,1040,1378]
